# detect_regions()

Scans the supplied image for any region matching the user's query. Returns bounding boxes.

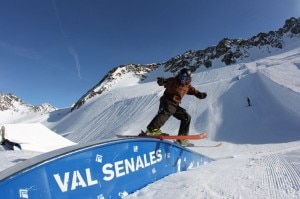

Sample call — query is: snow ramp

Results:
[0,138,212,198]
[1,123,75,152]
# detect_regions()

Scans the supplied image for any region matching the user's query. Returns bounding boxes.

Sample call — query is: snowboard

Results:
[116,132,208,140]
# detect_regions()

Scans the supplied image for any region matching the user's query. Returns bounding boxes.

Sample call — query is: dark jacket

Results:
[158,76,204,105]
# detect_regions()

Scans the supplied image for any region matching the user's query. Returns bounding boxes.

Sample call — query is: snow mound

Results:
[1,123,76,152]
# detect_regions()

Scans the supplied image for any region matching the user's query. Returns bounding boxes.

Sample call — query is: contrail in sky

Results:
[51,0,82,79]
[68,47,82,79]
[0,41,41,61]
[51,0,67,38]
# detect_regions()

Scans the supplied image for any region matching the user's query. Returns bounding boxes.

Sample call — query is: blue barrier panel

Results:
[0,138,212,198]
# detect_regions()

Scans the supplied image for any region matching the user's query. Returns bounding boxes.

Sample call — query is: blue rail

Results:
[0,138,213,198]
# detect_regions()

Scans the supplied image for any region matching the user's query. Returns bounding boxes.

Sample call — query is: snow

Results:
[1,123,75,152]
[1,42,300,198]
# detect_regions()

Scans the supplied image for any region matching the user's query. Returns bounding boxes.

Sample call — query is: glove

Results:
[197,92,207,99]
[157,77,166,86]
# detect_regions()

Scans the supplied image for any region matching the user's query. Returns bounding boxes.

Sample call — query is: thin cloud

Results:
[0,41,41,61]
[51,0,68,38]
[52,0,82,79]
[68,47,82,79]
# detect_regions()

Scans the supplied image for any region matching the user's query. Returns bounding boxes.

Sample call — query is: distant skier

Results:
[142,68,207,146]
[0,126,21,150]
[247,97,252,106]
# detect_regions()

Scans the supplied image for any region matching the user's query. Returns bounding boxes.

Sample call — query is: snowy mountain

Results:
[0,92,55,112]
[46,44,300,144]
[71,17,300,111]
[0,93,52,113]
[0,92,56,123]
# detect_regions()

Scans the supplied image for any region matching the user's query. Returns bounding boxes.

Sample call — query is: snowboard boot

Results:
[174,139,194,147]
[145,128,169,136]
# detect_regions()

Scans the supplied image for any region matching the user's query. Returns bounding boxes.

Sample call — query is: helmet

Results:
[179,68,191,77]
[178,68,192,83]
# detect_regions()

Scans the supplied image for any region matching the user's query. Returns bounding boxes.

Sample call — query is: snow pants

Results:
[147,99,191,135]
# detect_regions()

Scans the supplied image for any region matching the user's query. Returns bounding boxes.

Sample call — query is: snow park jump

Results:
[0,138,212,198]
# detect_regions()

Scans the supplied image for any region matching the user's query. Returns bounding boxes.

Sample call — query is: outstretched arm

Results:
[188,86,207,99]
[196,92,207,99]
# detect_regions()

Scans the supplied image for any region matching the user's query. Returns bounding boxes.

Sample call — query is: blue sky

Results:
[0,0,298,108]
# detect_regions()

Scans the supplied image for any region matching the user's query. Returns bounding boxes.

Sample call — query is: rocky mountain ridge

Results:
[0,92,56,113]
[71,17,300,111]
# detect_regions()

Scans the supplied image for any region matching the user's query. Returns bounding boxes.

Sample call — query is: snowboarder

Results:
[247,97,251,106]
[143,68,207,146]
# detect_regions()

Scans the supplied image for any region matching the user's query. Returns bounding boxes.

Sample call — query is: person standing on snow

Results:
[143,68,207,146]
[247,97,251,106]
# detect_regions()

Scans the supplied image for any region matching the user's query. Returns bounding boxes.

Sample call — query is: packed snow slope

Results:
[42,43,300,146]
[1,41,300,198]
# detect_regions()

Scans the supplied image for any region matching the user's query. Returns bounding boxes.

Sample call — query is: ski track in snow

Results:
[126,143,300,199]
[260,153,300,198]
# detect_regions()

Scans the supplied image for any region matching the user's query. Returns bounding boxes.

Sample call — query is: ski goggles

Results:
[180,76,188,81]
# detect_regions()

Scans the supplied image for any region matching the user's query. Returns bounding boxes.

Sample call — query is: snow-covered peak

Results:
[71,63,160,111]
[34,103,57,113]
[0,93,21,112]
[0,92,57,124]
[0,92,56,113]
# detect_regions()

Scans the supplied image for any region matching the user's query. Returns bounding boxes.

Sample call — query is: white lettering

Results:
[71,170,87,190]
[149,151,157,164]
[143,154,151,167]
[102,149,164,181]
[135,156,144,170]
[54,168,99,192]
[54,172,70,192]
[156,150,163,162]
[103,163,114,181]
[54,149,165,191]
[124,158,135,173]
[115,160,125,178]
[86,168,98,186]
